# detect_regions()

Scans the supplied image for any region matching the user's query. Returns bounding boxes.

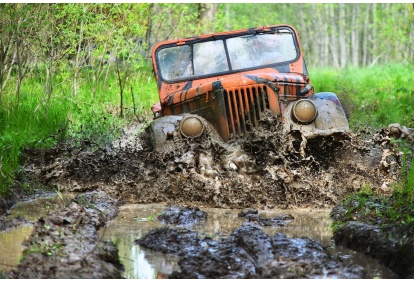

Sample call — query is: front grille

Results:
[225,85,270,139]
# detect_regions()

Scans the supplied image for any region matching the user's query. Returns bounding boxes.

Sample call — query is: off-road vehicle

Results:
[149,24,349,152]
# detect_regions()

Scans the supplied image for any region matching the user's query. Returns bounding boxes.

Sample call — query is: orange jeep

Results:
[149,25,349,151]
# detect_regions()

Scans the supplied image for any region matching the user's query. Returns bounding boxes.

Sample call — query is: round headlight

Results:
[291,99,318,124]
[179,116,205,138]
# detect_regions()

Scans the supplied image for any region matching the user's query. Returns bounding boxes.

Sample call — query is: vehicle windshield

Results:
[157,29,298,81]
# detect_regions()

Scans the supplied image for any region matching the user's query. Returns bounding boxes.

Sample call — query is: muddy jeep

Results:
[149,25,349,152]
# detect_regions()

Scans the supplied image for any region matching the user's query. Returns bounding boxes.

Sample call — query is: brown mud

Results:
[238,208,295,226]
[136,223,365,279]
[21,113,403,210]
[158,205,208,225]
[1,113,413,278]
[9,191,124,279]
[331,196,414,278]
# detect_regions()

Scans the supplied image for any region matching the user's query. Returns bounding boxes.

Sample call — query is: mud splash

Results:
[23,113,405,210]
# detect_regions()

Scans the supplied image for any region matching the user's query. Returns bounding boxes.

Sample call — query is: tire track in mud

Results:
[23,114,410,210]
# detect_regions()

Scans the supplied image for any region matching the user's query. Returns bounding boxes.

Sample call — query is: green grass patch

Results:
[310,64,414,131]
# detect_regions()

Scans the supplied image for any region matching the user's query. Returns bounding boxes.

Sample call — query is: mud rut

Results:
[24,113,402,210]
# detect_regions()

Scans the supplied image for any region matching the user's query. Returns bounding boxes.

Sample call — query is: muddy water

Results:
[0,198,397,278]
[101,204,397,279]
[7,193,75,222]
[0,225,33,273]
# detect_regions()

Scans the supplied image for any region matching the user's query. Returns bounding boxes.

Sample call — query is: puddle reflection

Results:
[1,200,397,279]
[102,204,396,279]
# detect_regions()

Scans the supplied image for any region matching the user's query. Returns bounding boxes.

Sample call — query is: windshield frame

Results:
[154,26,301,83]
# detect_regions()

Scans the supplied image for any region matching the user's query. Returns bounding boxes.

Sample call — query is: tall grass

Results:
[0,63,158,195]
[310,64,414,131]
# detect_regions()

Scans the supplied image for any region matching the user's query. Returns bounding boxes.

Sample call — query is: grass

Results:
[333,156,414,228]
[310,63,414,131]
[0,62,158,195]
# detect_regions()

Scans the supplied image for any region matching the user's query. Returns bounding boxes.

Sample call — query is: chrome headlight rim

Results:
[291,99,318,124]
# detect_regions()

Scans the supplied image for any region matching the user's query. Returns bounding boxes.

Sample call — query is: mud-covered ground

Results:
[1,113,413,278]
[9,191,124,279]
[136,206,365,279]
[137,222,365,279]
[18,114,409,210]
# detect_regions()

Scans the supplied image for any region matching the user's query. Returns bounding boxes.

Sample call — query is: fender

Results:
[150,114,223,152]
[149,115,182,152]
[282,92,349,139]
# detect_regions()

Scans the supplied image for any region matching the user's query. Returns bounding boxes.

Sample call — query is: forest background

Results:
[0,3,413,195]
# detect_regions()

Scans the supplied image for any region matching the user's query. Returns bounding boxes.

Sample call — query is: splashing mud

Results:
[23,112,407,210]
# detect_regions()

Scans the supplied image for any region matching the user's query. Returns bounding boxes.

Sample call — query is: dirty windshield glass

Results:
[157,29,298,81]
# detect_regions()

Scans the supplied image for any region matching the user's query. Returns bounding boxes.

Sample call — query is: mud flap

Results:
[282,92,349,139]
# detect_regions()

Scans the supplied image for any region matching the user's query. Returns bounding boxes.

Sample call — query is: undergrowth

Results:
[0,62,158,195]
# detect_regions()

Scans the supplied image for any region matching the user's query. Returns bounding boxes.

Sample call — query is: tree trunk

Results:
[198,3,218,33]
[323,5,329,67]
[338,3,347,68]
[144,3,154,58]
[362,4,370,67]
[329,4,339,68]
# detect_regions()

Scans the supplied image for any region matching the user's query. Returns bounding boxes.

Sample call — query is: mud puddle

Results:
[101,204,396,279]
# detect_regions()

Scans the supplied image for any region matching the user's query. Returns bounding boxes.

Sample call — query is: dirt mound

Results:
[22,114,407,209]
[158,205,208,225]
[238,208,294,226]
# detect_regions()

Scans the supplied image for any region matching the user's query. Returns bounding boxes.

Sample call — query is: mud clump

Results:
[331,195,414,279]
[238,208,294,226]
[158,205,208,225]
[135,227,204,254]
[137,225,365,279]
[9,191,123,279]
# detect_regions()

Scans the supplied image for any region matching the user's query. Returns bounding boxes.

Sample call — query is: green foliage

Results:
[310,64,414,130]
[0,67,158,195]
[335,157,414,227]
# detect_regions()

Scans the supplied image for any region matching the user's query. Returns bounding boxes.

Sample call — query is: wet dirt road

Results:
[1,197,397,278]
[1,117,412,278]
[103,203,396,279]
